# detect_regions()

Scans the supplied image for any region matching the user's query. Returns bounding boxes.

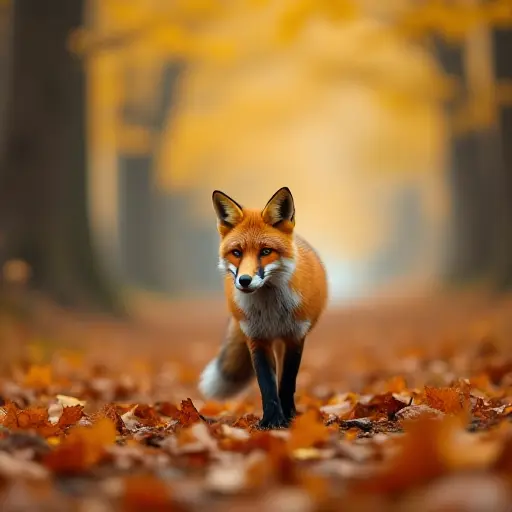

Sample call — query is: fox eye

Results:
[231,249,242,258]
[260,248,273,257]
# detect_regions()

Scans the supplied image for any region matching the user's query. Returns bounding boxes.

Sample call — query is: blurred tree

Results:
[434,38,492,283]
[438,24,512,290]
[491,28,512,288]
[0,1,11,160]
[0,0,121,313]
[118,62,185,292]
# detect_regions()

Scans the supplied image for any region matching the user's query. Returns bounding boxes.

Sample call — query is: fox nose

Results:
[238,274,252,288]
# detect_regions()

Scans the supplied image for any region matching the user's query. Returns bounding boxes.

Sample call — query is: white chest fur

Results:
[235,284,310,341]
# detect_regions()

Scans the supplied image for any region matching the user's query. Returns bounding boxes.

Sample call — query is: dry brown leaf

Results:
[424,386,468,415]
[351,393,408,420]
[395,404,445,422]
[288,409,330,452]
[43,417,117,474]
[57,406,84,429]
[122,475,184,511]
[156,401,180,418]
[169,398,203,427]
[0,402,61,438]
[133,404,162,427]
[232,414,259,429]
[93,404,126,434]
[354,416,460,493]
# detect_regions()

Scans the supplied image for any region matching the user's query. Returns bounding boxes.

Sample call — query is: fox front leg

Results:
[278,339,304,423]
[249,339,289,429]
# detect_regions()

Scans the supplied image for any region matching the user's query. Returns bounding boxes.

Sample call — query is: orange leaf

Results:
[57,405,84,428]
[288,409,330,451]
[424,386,468,415]
[122,475,183,512]
[199,401,226,417]
[355,416,454,493]
[351,393,407,420]
[171,398,203,427]
[0,402,60,438]
[23,365,53,388]
[384,375,407,394]
[93,404,126,433]
[469,373,493,393]
[133,404,162,427]
[0,402,20,430]
[157,401,180,418]
[16,411,33,429]
[232,414,259,430]
[44,417,117,474]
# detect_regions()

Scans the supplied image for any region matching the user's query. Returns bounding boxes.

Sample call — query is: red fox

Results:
[199,187,328,429]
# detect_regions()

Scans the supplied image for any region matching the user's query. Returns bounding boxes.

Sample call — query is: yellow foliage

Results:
[85,0,500,260]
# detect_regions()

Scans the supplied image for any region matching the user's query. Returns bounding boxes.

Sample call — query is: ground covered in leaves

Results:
[1,292,512,511]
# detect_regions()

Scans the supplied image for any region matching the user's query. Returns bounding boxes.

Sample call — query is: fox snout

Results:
[235,271,264,293]
[237,274,252,289]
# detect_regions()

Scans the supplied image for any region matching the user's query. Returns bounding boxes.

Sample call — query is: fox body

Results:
[199,187,328,429]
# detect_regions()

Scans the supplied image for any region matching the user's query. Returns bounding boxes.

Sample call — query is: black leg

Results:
[279,340,304,423]
[250,340,288,429]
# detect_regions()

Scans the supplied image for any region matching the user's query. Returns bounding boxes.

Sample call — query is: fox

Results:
[198,187,328,429]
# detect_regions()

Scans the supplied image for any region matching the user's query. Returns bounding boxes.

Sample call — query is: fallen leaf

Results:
[351,393,408,420]
[167,398,203,427]
[355,416,460,493]
[385,376,407,393]
[199,401,226,417]
[395,404,445,422]
[122,475,184,511]
[424,386,468,415]
[23,365,52,389]
[43,417,117,474]
[56,395,86,407]
[57,405,84,429]
[93,404,126,434]
[133,404,162,427]
[206,462,247,494]
[288,409,330,451]
[0,402,60,438]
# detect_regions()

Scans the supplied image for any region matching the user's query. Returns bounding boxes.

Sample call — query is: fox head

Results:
[212,187,296,294]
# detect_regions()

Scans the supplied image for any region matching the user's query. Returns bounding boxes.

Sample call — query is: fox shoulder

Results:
[290,234,328,322]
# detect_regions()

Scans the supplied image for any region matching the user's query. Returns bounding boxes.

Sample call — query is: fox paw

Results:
[256,415,290,430]
[282,407,298,423]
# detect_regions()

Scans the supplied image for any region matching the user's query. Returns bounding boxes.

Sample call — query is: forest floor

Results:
[0,290,511,511]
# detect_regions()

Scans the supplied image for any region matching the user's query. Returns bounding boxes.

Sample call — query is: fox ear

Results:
[212,190,244,233]
[261,187,295,232]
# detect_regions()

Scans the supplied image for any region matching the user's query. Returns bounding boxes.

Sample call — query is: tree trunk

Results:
[435,40,488,282]
[118,62,184,292]
[435,35,505,287]
[490,28,512,289]
[436,27,512,290]
[0,0,120,314]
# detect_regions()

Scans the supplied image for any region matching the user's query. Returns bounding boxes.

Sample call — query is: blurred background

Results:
[1,0,512,323]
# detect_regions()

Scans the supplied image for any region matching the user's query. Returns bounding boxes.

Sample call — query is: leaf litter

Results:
[0,294,512,510]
